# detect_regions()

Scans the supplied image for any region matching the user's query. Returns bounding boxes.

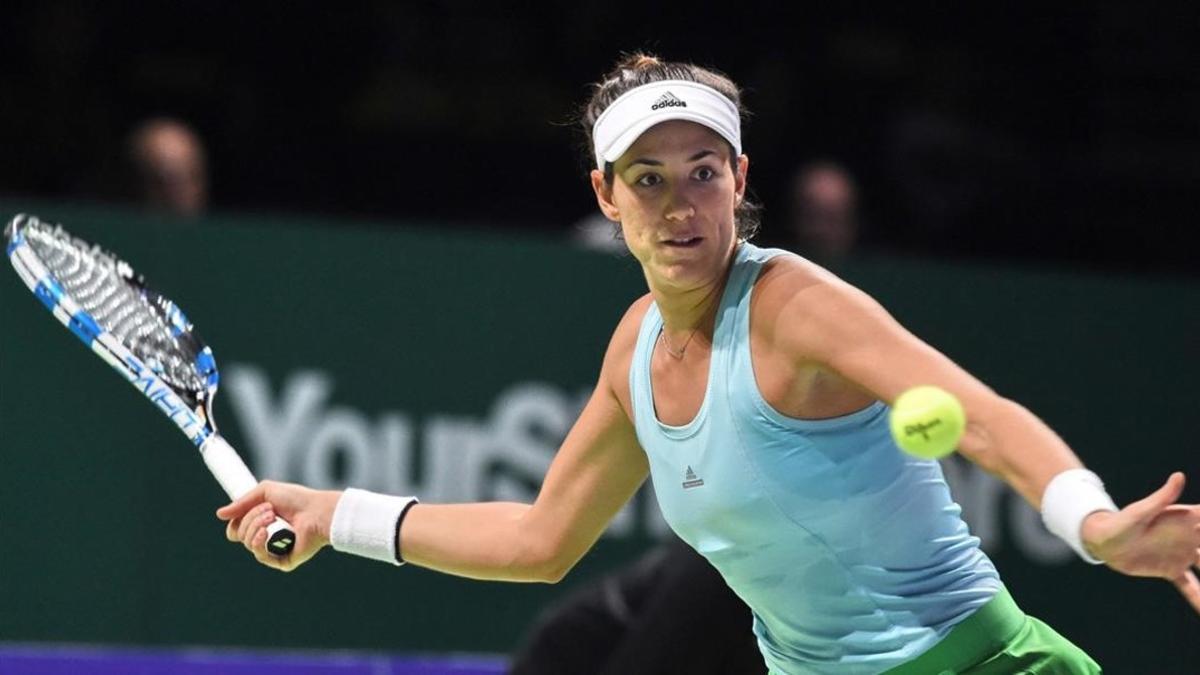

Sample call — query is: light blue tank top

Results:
[630,242,1002,674]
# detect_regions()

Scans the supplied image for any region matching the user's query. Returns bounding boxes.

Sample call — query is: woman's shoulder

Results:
[609,292,655,350]
[749,249,878,352]
[597,293,654,411]
[752,249,843,307]
[594,293,654,370]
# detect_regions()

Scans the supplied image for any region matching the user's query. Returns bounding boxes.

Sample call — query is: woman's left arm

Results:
[770,262,1200,610]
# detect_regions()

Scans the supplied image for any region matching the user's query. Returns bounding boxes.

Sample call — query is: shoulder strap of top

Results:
[629,298,663,431]
[712,242,790,351]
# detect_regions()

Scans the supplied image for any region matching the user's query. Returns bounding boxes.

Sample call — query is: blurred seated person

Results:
[125,117,209,217]
[508,535,765,675]
[785,161,860,263]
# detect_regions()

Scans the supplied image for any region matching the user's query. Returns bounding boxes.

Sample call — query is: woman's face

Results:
[592,120,748,292]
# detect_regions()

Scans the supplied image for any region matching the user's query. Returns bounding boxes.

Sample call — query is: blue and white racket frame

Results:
[4,214,295,556]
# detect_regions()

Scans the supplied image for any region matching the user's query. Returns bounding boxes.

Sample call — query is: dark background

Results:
[1,2,1196,276]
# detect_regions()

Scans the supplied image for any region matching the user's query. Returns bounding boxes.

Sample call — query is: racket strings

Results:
[23,222,206,394]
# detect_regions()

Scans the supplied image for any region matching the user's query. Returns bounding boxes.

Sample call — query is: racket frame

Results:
[5,215,295,555]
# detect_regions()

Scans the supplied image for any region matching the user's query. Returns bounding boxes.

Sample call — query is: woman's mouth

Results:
[663,236,703,248]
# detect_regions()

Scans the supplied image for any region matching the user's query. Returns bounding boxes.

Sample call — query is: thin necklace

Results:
[660,327,698,360]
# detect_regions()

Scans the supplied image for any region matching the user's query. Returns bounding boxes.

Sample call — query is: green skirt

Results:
[885,587,1101,675]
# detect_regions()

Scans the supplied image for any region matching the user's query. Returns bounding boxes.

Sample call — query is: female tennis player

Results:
[219,54,1200,673]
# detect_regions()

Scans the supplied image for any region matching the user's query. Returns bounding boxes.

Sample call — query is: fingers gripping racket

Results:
[4,214,295,556]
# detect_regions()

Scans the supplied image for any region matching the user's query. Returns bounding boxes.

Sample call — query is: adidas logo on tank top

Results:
[682,465,705,489]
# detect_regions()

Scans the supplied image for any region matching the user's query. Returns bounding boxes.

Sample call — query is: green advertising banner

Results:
[1,202,1196,672]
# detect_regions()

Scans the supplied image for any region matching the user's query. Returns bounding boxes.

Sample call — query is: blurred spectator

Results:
[785,161,861,262]
[508,535,765,675]
[125,117,209,217]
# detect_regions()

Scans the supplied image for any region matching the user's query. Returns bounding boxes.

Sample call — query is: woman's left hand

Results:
[1081,472,1200,613]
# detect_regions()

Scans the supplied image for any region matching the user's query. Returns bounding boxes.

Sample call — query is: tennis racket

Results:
[4,213,295,556]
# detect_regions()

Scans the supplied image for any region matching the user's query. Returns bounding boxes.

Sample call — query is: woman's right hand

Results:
[217,481,341,572]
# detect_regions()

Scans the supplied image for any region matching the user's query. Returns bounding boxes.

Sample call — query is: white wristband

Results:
[329,488,418,566]
[1040,469,1118,564]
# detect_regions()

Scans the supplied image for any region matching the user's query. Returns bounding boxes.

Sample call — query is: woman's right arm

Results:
[398,373,647,582]
[219,298,651,581]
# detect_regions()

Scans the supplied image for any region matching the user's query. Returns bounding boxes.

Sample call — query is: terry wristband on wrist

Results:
[1040,468,1118,564]
[329,488,418,565]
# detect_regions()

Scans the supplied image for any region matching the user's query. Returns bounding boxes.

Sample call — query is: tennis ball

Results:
[888,385,965,459]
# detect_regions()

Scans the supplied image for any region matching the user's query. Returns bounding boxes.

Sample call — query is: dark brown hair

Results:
[580,52,761,240]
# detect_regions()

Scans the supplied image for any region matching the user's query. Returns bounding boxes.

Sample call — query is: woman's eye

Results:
[636,173,662,187]
[694,166,716,181]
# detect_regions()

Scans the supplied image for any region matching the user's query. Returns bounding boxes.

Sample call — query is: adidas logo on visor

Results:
[651,92,687,111]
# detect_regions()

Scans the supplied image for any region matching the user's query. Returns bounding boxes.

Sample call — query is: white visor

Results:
[592,80,742,170]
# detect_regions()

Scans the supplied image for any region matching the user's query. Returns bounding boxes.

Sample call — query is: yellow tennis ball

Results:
[889,386,966,459]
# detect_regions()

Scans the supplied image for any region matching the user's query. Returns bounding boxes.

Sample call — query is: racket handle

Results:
[202,434,297,556]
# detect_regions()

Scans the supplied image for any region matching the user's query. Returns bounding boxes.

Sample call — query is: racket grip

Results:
[202,434,297,556]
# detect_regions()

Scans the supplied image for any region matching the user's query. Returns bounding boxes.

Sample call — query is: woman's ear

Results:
[735,154,749,205]
[590,169,620,222]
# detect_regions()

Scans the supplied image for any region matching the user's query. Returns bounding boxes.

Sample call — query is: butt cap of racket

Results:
[266,520,295,555]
